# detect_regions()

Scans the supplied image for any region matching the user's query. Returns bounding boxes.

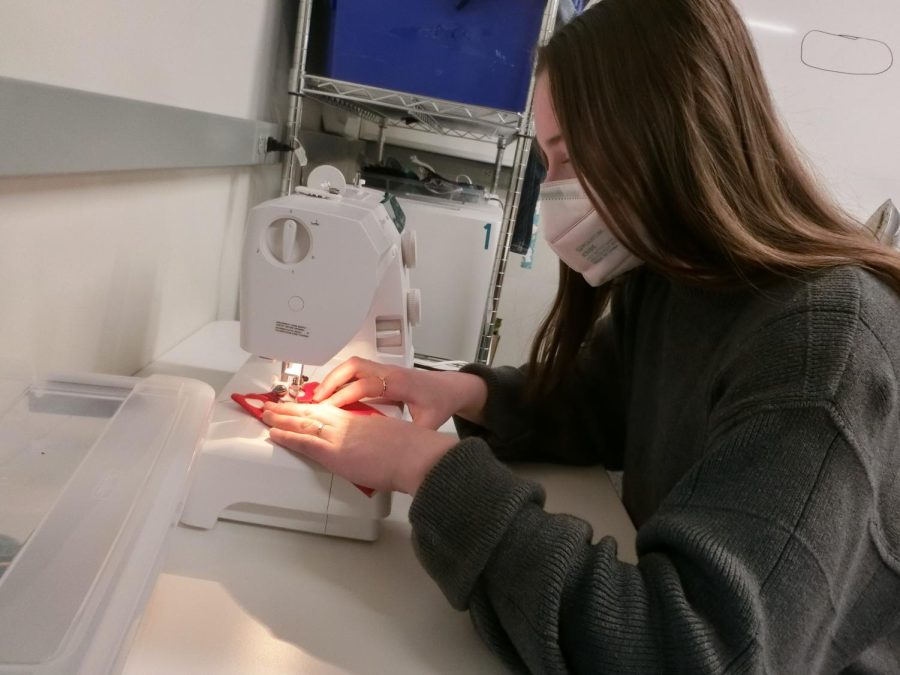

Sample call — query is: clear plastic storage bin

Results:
[0,371,213,675]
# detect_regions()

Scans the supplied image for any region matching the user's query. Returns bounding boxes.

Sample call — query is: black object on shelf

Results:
[362,163,486,204]
[510,146,546,254]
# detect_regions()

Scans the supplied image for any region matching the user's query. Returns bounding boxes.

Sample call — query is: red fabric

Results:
[230,391,283,420]
[231,382,380,497]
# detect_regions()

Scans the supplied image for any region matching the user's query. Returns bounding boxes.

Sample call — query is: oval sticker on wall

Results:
[802,30,894,75]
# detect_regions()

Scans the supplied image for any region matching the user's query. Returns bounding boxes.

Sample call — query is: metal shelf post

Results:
[281,0,315,197]
[490,136,508,196]
[475,0,559,365]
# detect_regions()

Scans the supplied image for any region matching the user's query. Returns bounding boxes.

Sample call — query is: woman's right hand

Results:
[312,356,487,430]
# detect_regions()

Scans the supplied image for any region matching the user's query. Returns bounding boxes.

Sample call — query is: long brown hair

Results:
[528,0,900,398]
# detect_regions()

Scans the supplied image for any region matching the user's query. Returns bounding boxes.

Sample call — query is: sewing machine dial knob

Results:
[406,288,422,327]
[264,218,311,265]
[401,229,417,268]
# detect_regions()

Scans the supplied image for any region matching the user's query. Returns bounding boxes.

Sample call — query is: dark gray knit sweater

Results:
[409,266,900,674]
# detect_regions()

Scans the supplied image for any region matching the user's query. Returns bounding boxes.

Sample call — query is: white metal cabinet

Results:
[400,197,503,362]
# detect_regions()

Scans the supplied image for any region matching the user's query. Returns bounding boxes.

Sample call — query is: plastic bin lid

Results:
[0,370,214,675]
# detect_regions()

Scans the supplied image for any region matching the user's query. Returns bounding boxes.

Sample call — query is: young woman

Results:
[262,0,900,671]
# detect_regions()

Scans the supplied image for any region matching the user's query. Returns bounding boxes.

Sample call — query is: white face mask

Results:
[538,178,643,287]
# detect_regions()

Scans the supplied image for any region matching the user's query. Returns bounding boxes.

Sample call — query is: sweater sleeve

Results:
[410,400,899,673]
[453,309,628,470]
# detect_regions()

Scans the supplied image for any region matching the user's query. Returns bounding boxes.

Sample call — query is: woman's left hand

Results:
[261,402,458,494]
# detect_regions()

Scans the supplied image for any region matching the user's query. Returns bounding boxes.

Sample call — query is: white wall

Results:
[0,0,292,375]
[735,0,899,221]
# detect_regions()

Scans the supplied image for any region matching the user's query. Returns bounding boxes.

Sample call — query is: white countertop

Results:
[125,322,637,674]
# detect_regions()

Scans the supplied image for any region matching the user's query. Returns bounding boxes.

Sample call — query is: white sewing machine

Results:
[180,167,420,541]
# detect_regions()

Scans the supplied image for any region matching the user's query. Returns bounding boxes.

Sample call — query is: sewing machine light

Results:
[283,362,305,377]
